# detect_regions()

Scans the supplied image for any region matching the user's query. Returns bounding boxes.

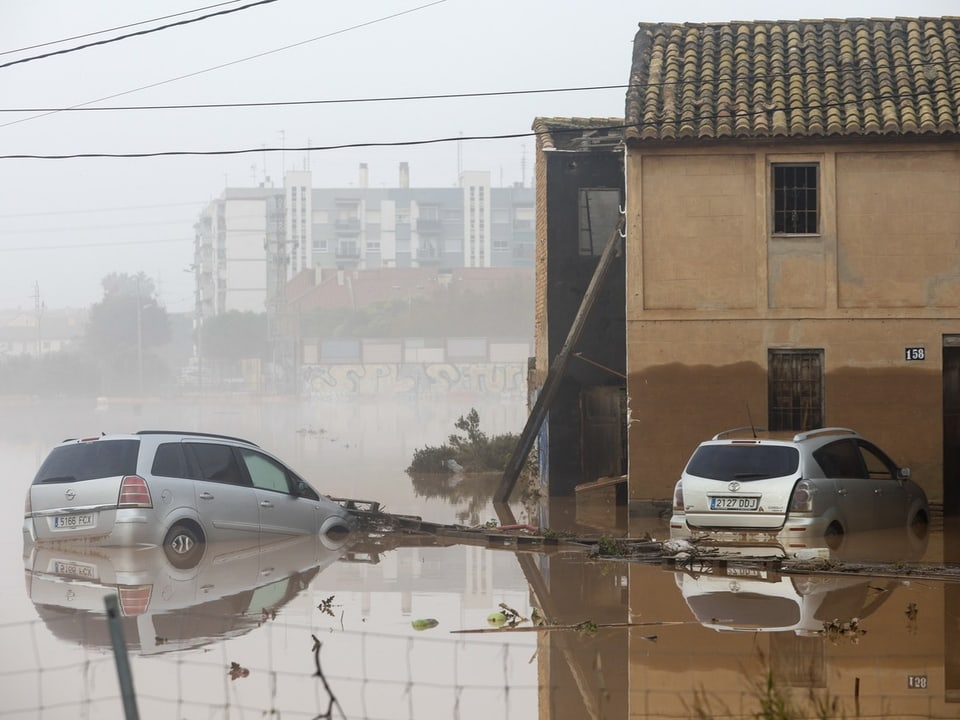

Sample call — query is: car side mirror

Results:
[296,480,309,496]
[898,467,911,481]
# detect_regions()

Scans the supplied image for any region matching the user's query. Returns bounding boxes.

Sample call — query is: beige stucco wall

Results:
[625,141,960,503]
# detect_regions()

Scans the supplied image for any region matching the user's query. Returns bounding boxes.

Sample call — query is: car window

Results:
[858,442,896,480]
[240,450,292,494]
[685,444,799,481]
[186,443,248,487]
[33,440,140,484]
[151,442,198,479]
[813,440,865,478]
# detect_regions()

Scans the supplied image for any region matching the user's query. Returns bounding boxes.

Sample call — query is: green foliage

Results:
[689,668,843,720]
[407,408,519,474]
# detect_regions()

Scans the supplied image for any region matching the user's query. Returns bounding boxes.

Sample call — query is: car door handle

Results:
[837,488,847,496]
[199,492,214,500]
[874,488,883,495]
[260,500,274,508]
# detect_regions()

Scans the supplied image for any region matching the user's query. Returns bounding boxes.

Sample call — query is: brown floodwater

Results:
[2,397,959,719]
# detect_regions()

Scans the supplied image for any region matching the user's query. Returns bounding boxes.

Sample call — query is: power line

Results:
[0,237,192,252]
[0,200,207,218]
[0,1,252,57]
[1,59,954,114]
[0,0,279,71]
[0,0,449,130]
[0,83,628,113]
[0,87,950,161]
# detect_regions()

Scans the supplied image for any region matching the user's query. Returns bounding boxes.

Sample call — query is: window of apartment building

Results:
[772,163,819,235]
[768,349,824,431]
[578,188,621,256]
[419,205,439,221]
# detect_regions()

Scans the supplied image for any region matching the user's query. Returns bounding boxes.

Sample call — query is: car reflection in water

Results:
[672,526,928,636]
[24,530,351,655]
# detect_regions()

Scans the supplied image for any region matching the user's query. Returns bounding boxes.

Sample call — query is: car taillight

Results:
[118,585,153,616]
[788,479,813,513]
[117,475,152,508]
[673,481,684,511]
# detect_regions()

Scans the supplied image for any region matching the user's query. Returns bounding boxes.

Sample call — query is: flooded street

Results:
[2,397,959,719]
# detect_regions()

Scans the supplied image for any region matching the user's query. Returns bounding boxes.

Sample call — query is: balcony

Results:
[416,218,441,233]
[336,241,361,259]
[335,217,361,233]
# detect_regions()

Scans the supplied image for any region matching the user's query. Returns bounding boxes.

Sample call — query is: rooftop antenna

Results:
[746,403,758,438]
[520,144,527,188]
[457,131,463,180]
[279,130,286,178]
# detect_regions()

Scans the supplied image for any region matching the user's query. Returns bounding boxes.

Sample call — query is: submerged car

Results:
[23,431,354,568]
[669,427,929,550]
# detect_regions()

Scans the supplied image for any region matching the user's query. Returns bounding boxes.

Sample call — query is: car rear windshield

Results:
[33,440,140,484]
[685,444,800,482]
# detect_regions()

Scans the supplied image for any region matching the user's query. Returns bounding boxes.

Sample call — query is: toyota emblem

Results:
[727,481,741,492]
[65,489,76,501]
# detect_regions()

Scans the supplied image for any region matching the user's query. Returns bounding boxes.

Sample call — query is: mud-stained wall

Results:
[625,140,960,505]
[639,154,757,310]
[627,318,955,502]
[300,362,526,399]
[837,150,960,308]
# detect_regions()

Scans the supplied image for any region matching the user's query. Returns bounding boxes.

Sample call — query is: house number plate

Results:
[907,675,928,689]
[904,347,925,361]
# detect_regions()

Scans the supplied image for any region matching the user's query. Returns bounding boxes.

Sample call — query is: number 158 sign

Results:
[905,347,926,361]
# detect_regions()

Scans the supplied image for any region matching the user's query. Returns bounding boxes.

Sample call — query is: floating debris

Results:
[412,618,439,631]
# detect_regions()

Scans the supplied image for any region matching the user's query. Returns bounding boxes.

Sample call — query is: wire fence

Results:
[0,611,540,720]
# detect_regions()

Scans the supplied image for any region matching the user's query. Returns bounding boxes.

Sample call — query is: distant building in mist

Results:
[0,309,86,357]
[192,165,535,318]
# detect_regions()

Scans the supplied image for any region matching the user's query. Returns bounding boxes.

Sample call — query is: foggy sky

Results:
[1,0,955,312]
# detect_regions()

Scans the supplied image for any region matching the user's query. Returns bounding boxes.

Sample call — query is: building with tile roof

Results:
[618,18,960,511]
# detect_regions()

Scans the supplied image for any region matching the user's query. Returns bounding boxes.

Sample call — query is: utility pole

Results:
[33,281,44,357]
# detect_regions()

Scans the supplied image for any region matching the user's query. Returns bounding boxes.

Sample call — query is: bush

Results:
[407,408,520,474]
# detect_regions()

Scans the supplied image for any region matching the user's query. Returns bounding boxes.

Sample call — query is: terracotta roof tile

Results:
[625,17,960,142]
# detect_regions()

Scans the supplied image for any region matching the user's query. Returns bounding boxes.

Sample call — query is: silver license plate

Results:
[710,496,759,511]
[53,513,95,529]
[52,560,98,580]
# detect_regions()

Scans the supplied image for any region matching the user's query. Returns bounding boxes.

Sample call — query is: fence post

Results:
[105,594,140,720]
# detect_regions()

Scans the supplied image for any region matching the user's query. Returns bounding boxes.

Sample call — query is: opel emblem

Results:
[65,489,76,501]
[727,481,741,492]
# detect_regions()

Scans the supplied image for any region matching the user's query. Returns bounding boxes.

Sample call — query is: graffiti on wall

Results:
[300,363,527,399]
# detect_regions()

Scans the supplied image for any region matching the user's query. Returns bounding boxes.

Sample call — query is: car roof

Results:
[59,431,259,447]
[708,426,861,445]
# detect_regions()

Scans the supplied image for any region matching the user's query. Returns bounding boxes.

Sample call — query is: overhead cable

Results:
[0,1,252,57]
[0,87,948,161]
[0,0,279,71]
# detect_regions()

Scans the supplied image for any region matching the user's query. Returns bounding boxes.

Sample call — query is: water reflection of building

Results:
[528,539,958,719]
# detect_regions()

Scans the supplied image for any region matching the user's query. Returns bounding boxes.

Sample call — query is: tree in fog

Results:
[200,311,268,377]
[85,272,170,393]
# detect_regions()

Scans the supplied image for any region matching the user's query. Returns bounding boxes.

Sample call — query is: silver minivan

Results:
[23,431,354,568]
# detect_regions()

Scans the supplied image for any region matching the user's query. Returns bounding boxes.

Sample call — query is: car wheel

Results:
[824,521,844,551]
[909,510,929,540]
[163,522,204,569]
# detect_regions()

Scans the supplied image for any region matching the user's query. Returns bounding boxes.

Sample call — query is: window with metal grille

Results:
[772,164,819,234]
[768,349,824,431]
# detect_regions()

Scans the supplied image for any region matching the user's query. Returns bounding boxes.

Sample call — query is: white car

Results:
[23,431,354,568]
[669,427,929,551]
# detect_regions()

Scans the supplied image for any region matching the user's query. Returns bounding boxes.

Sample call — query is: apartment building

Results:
[192,165,535,318]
